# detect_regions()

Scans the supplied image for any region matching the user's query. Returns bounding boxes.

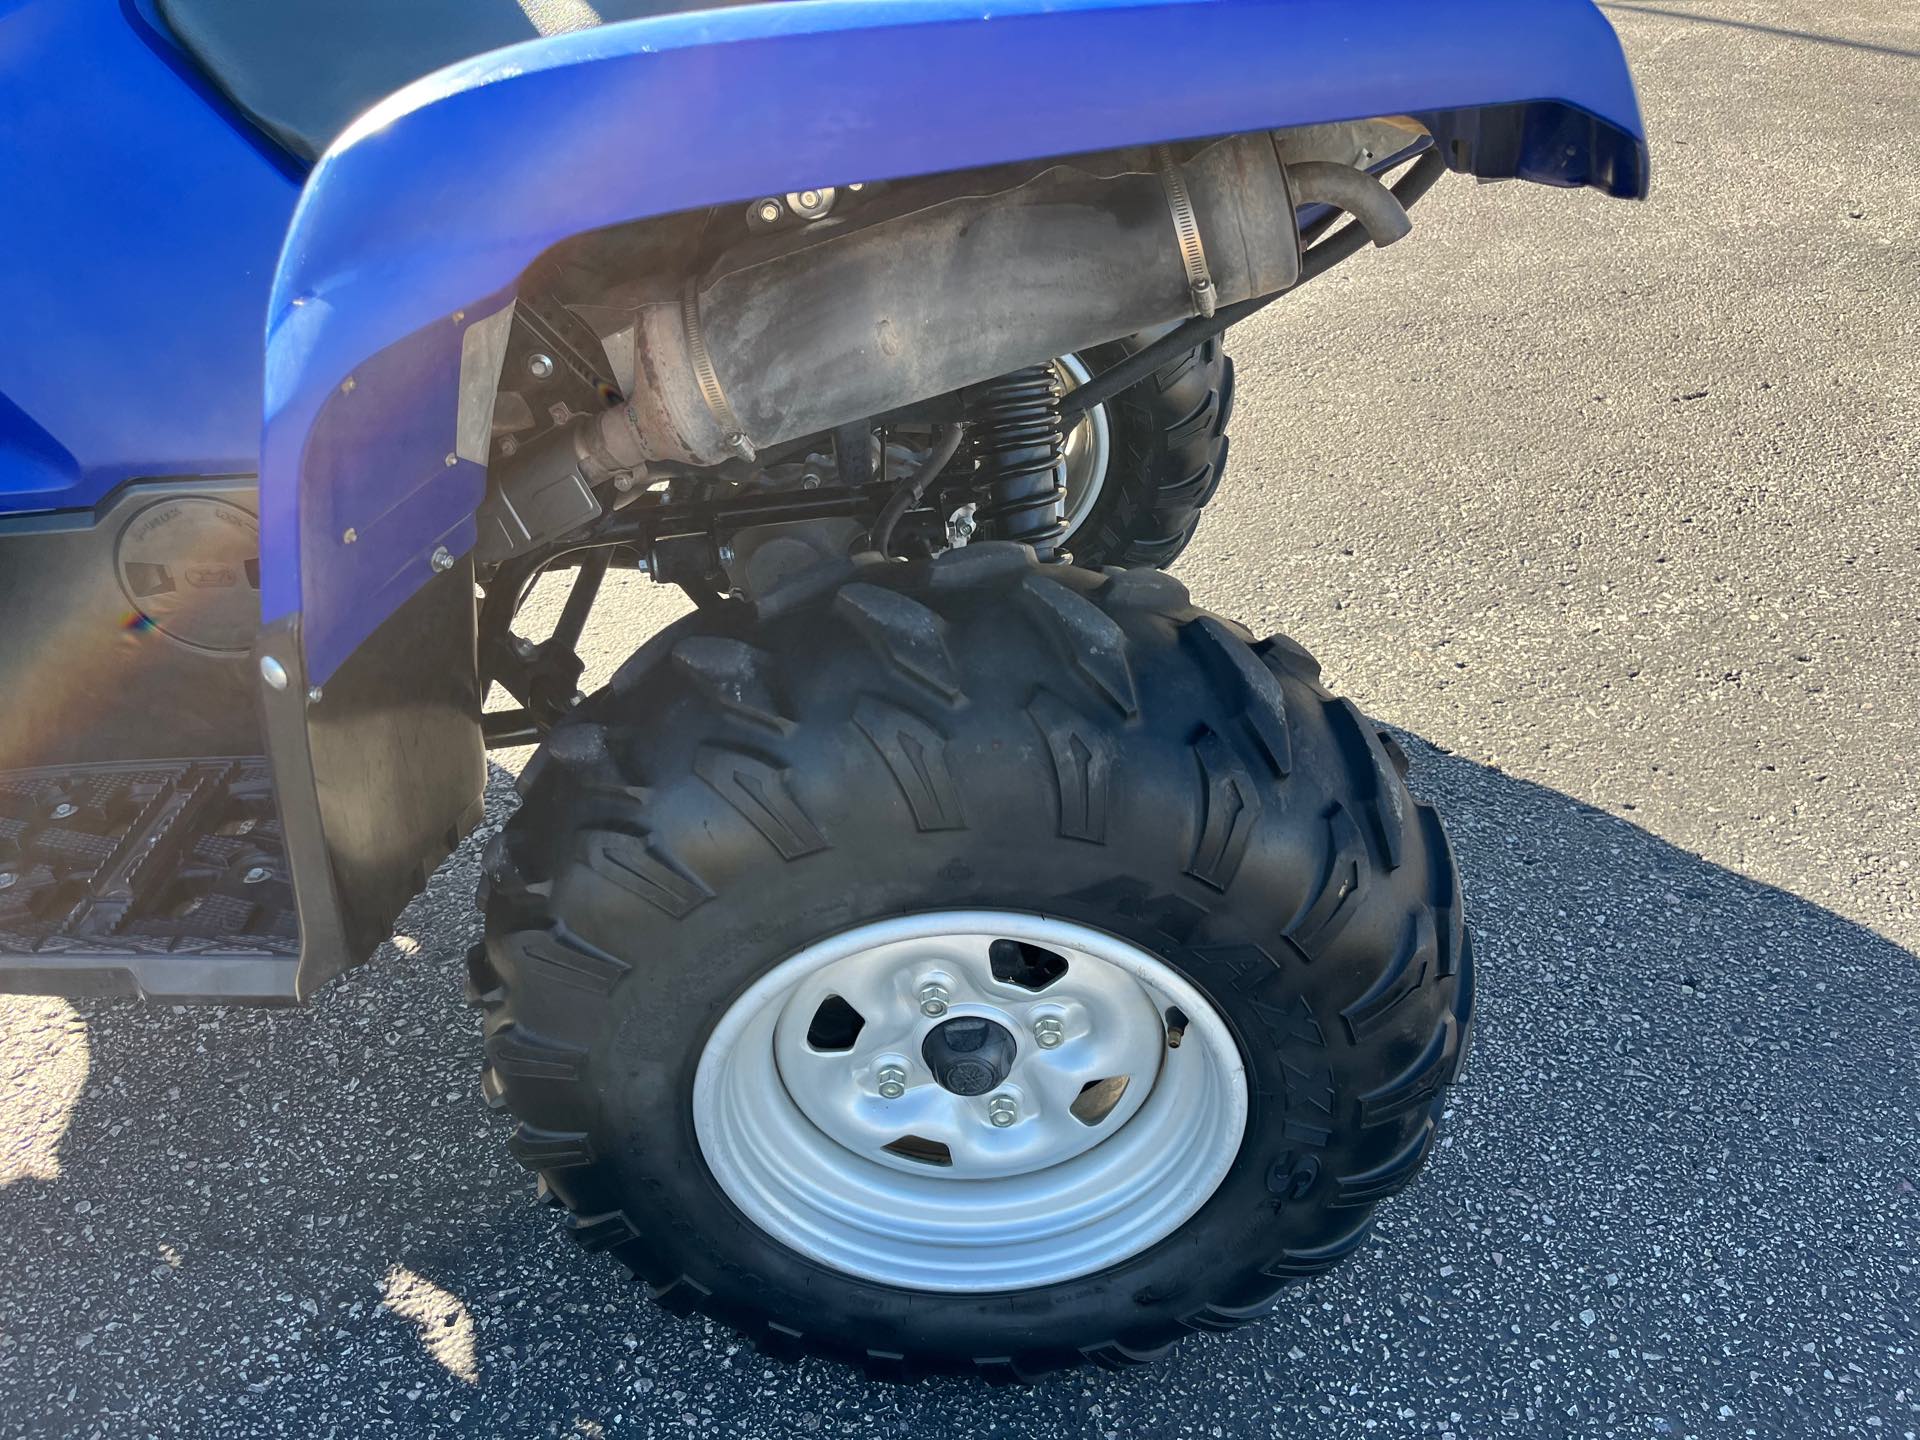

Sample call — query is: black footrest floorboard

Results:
[0,758,300,1002]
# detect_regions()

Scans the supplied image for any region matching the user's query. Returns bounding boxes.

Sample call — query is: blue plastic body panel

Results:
[0,0,1647,685]
[264,0,1646,681]
[0,0,299,513]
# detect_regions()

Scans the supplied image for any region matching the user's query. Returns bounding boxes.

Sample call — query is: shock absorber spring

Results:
[967,365,1066,560]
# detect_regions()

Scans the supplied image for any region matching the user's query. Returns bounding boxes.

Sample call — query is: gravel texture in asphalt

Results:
[2,1,1915,1435]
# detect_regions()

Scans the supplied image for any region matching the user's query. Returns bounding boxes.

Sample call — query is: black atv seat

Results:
[157,0,769,163]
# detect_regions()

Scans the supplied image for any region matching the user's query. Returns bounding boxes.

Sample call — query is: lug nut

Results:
[987,1094,1019,1128]
[875,1063,908,1100]
[1033,1017,1064,1049]
[918,982,950,1018]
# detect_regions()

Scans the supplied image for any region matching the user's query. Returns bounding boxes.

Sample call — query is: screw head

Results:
[987,1094,1018,1128]
[260,655,289,691]
[0,871,16,890]
[876,1063,908,1100]
[756,199,783,224]
[527,353,555,380]
[1033,1017,1064,1049]
[49,802,77,820]
[242,866,271,885]
[430,545,455,572]
[918,982,950,1018]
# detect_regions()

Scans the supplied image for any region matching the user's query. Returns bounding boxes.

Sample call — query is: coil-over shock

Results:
[967,365,1067,561]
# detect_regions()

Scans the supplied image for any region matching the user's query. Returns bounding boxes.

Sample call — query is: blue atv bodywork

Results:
[0,0,1645,1000]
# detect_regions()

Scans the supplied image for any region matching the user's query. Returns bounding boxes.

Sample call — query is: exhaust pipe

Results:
[597,133,1307,467]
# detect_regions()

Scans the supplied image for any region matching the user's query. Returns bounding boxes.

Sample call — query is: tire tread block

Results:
[1287,805,1368,952]
[852,697,966,833]
[834,584,963,703]
[508,1124,596,1172]
[695,745,827,860]
[583,828,712,919]
[1018,574,1140,718]
[512,923,631,997]
[1185,729,1260,892]
[1342,909,1438,1043]
[1332,1120,1437,1208]
[1189,617,1293,776]
[1026,689,1115,844]
[487,1024,585,1084]
[671,636,792,733]
[1326,698,1406,870]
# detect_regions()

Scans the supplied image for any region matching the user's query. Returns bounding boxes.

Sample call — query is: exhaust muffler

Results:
[593,133,1305,468]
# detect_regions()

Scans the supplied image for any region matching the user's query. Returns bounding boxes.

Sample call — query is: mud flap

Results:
[257,561,487,999]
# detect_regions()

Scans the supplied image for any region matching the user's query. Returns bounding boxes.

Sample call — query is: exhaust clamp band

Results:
[682,281,755,461]
[1155,145,1217,319]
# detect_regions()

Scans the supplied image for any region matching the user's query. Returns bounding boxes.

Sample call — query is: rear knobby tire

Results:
[472,543,1472,1379]
[1062,336,1235,570]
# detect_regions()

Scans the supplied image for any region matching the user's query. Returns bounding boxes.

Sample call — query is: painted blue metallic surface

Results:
[0,0,297,514]
[265,0,1646,682]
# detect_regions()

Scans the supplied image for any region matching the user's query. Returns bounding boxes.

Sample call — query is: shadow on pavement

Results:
[1,744,1913,1438]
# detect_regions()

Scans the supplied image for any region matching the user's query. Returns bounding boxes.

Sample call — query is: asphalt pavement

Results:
[2,1,1915,1435]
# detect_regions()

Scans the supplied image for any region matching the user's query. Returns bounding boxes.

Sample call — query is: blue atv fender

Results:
[0,0,1644,1006]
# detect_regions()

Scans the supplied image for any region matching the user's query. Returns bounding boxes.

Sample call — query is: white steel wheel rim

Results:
[692,911,1248,1293]
[1053,354,1112,545]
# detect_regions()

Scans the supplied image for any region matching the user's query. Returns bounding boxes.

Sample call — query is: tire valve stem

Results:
[1165,1006,1190,1049]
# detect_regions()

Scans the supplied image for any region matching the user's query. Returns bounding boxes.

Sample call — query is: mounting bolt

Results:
[918,982,950,1018]
[49,802,77,821]
[430,545,455,572]
[786,187,836,221]
[0,871,16,890]
[305,686,324,705]
[987,1094,1019,1128]
[260,655,289,691]
[875,1063,908,1100]
[754,198,784,225]
[527,353,555,380]
[613,471,639,493]
[242,866,271,885]
[1033,1016,1064,1050]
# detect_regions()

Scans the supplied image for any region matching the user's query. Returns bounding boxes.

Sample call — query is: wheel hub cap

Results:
[922,1015,1016,1096]
[692,911,1248,1292]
